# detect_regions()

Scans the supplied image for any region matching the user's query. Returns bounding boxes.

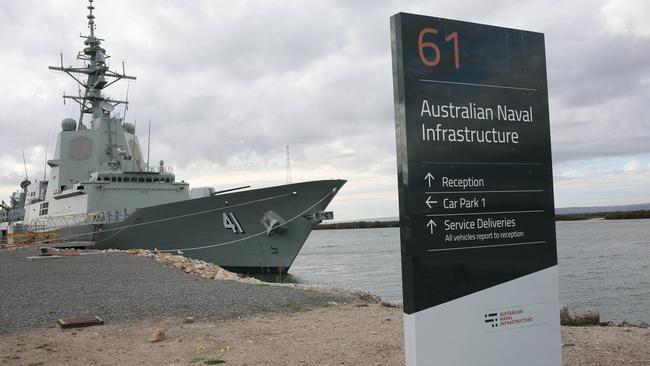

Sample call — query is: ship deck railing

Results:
[29,210,130,232]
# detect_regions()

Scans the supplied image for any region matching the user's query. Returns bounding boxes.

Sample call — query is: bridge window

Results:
[39,202,49,216]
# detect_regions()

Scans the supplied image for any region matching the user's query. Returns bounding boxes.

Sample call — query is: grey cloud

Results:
[1,0,649,196]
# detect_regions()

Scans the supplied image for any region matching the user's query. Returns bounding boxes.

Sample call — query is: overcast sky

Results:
[1,0,649,220]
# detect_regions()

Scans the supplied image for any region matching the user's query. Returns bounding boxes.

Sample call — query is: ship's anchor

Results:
[260,210,287,236]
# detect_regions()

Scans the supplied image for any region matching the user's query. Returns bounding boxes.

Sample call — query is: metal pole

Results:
[146,118,151,170]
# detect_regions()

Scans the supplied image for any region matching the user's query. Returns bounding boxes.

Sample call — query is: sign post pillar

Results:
[390,13,561,366]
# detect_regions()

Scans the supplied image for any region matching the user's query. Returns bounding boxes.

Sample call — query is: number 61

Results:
[418,28,460,69]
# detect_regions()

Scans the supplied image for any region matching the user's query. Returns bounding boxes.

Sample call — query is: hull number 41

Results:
[223,212,245,234]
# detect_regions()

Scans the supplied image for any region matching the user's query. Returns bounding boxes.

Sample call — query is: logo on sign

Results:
[484,312,499,328]
[484,307,536,331]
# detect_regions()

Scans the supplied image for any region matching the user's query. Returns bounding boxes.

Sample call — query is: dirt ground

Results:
[1,304,648,366]
[561,325,650,366]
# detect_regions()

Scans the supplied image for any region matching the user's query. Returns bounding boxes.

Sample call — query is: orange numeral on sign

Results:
[418,28,460,69]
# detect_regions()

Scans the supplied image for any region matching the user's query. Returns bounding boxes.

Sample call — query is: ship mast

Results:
[49,0,136,129]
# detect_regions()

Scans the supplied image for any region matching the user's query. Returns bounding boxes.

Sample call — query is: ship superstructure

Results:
[16,0,190,235]
[0,0,344,273]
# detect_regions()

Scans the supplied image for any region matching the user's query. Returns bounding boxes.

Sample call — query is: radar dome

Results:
[123,122,135,134]
[61,118,77,131]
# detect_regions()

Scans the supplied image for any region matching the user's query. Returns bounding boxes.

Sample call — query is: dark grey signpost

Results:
[391,13,561,365]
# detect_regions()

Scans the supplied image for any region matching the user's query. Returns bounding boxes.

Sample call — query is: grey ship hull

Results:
[58,179,344,273]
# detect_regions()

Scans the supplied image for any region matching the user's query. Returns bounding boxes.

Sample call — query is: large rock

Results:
[560,305,600,326]
[560,305,571,325]
[571,311,600,326]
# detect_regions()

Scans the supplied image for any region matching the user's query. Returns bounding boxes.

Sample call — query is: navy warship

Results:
[0,0,345,273]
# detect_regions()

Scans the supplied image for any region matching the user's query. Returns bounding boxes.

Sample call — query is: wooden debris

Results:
[57,316,104,329]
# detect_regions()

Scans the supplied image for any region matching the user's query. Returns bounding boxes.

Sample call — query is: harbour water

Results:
[288,219,650,324]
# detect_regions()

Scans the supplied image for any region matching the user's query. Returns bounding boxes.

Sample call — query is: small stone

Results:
[619,320,629,326]
[202,270,217,279]
[354,290,382,303]
[149,328,165,342]
[381,301,401,308]
[184,317,195,324]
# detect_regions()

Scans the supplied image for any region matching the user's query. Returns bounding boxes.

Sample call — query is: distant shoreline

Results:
[315,221,400,230]
[315,210,650,230]
[554,210,650,221]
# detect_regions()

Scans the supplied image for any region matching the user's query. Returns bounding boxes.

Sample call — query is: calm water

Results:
[288,219,650,323]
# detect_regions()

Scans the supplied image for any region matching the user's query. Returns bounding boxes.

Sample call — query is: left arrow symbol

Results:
[426,219,437,235]
[425,196,438,208]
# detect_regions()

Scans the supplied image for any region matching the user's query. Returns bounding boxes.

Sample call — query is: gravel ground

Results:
[1,304,648,365]
[0,249,355,333]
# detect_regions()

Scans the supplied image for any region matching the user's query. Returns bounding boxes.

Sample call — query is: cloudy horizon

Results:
[1,0,649,221]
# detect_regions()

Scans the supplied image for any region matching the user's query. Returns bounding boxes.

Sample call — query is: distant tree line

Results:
[602,210,650,220]
[555,213,605,221]
[555,210,650,221]
[316,210,650,230]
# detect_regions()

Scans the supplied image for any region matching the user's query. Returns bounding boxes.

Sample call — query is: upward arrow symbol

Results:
[424,172,435,188]
[427,219,437,235]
